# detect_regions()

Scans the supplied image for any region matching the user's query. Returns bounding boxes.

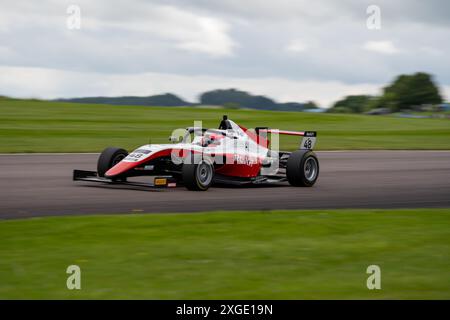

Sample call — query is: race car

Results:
[73,116,319,191]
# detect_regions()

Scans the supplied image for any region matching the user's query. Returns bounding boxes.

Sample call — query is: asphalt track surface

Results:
[1,151,450,219]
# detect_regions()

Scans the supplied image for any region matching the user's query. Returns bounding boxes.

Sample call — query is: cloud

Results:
[285,40,308,53]
[363,41,400,54]
[0,0,449,104]
[172,16,236,56]
[161,0,450,28]
[0,2,236,58]
[85,5,237,57]
[0,46,13,58]
[418,46,443,56]
[0,66,386,107]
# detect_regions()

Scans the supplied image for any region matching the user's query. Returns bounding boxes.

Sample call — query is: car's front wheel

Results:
[97,147,128,178]
[286,150,319,187]
[182,159,214,191]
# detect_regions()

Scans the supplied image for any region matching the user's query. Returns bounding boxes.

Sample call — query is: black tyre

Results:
[97,147,128,177]
[286,150,319,187]
[182,159,214,191]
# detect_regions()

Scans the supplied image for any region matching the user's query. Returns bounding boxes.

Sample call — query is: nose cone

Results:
[104,147,173,178]
[105,161,136,177]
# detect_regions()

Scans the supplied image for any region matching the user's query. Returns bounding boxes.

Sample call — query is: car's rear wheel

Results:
[286,150,319,187]
[97,147,128,178]
[182,159,214,191]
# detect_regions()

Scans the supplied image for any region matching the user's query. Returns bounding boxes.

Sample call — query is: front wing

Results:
[73,170,177,188]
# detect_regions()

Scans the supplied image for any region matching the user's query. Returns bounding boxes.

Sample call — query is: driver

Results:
[218,115,232,130]
[201,132,224,147]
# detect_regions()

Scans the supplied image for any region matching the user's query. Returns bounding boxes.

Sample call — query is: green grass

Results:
[0,209,449,299]
[1,98,450,152]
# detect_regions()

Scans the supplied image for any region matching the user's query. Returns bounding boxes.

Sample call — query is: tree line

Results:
[54,72,445,113]
[327,72,444,114]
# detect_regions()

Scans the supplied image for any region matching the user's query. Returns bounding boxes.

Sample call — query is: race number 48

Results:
[300,137,316,150]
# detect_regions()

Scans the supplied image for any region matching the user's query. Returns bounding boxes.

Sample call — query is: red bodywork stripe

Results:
[239,125,269,148]
[105,149,172,177]
[105,147,264,178]
[215,163,261,177]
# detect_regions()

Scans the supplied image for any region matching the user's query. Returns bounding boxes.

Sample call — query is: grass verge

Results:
[1,98,450,152]
[0,209,449,299]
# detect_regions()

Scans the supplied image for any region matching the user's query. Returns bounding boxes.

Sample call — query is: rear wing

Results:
[255,127,317,150]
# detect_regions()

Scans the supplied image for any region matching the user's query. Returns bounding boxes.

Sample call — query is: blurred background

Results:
[1,0,449,152]
[1,0,449,300]
[0,0,449,110]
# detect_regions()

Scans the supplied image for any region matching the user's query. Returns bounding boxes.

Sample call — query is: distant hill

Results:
[55,89,319,111]
[56,93,191,107]
[200,89,317,111]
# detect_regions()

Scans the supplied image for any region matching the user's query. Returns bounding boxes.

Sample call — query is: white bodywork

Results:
[122,120,272,167]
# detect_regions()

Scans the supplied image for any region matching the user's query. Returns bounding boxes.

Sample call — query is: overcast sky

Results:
[0,0,448,107]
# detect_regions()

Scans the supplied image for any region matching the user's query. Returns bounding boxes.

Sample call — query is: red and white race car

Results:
[73,116,319,190]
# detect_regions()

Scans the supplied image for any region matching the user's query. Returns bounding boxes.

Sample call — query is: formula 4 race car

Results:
[73,116,319,191]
